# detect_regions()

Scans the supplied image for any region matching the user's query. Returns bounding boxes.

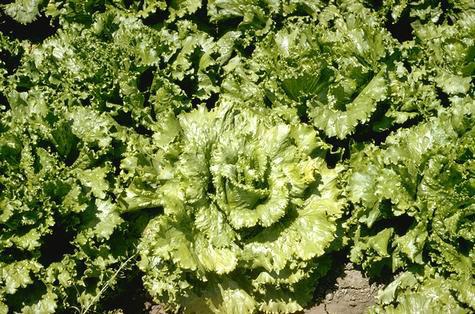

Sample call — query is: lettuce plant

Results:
[124,103,345,312]
[221,2,394,139]
[348,98,475,312]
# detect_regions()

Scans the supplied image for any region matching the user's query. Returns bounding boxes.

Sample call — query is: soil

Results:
[144,302,167,314]
[305,264,381,314]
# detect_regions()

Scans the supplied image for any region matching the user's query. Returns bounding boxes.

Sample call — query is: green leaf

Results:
[0,260,42,294]
[310,69,387,139]
[3,0,44,24]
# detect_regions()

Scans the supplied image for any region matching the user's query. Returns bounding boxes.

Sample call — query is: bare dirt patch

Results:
[305,264,380,314]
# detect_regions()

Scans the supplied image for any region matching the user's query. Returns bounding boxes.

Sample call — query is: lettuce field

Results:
[0,0,474,313]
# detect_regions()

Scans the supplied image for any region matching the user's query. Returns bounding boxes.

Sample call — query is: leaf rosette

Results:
[221,2,394,139]
[126,103,345,313]
[347,98,475,312]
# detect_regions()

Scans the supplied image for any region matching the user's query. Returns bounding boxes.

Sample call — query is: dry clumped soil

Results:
[305,264,380,314]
